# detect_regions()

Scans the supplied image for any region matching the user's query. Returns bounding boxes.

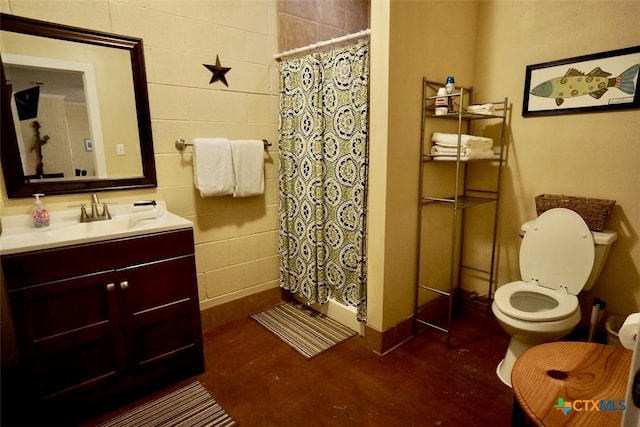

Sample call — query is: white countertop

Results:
[0,201,192,255]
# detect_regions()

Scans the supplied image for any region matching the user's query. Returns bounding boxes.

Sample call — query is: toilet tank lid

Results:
[521,220,618,245]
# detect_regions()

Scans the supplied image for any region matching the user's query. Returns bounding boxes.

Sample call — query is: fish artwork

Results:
[530,64,640,106]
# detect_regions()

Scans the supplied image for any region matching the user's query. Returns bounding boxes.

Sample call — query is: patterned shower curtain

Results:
[278,41,369,321]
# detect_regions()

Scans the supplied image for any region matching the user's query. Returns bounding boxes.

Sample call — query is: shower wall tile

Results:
[279,0,318,21]
[278,13,317,53]
[346,0,370,32]
[318,25,345,43]
[318,0,345,28]
[277,0,369,53]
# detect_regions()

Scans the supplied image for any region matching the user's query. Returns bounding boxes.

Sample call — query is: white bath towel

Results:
[230,139,264,197]
[431,132,493,149]
[430,145,495,160]
[193,138,235,197]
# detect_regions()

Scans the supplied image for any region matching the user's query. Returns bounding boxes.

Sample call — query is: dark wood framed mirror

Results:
[0,13,156,198]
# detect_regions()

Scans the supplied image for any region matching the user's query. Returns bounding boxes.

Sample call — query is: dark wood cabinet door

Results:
[118,254,204,379]
[8,270,127,401]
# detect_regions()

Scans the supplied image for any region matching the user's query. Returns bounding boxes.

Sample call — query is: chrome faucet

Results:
[80,193,112,222]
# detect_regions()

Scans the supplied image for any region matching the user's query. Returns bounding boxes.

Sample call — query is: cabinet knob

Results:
[106,283,116,291]
[120,281,129,289]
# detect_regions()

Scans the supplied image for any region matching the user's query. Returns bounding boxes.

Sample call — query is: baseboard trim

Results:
[364,316,414,355]
[199,287,285,332]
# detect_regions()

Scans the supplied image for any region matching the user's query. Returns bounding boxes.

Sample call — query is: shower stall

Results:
[276,32,370,334]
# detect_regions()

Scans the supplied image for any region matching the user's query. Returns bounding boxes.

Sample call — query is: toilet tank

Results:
[520,220,617,291]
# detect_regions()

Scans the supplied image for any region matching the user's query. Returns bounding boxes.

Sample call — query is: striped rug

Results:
[98,381,237,427]
[251,302,357,359]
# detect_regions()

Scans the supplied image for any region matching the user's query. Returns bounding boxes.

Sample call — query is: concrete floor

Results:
[86,307,515,426]
[195,309,515,426]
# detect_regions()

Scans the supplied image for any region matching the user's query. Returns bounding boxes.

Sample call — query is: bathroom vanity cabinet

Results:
[1,228,204,423]
[415,78,508,345]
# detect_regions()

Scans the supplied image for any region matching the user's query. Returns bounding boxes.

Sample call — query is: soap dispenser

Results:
[32,193,50,228]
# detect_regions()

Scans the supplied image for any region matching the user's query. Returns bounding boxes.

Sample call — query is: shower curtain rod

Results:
[273,28,371,61]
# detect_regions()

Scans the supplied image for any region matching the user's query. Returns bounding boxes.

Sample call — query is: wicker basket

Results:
[534,194,615,231]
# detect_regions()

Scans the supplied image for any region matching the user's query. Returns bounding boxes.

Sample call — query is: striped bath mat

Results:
[251,302,357,359]
[98,381,236,427]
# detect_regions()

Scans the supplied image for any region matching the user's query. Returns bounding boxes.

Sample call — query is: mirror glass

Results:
[0,13,156,198]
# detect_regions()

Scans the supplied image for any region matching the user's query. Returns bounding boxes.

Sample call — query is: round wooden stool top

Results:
[511,342,632,426]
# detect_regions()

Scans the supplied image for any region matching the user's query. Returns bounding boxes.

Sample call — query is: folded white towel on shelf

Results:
[193,138,235,197]
[461,149,495,160]
[431,132,493,149]
[466,104,495,115]
[434,154,497,161]
[430,145,495,160]
[230,139,265,197]
[430,145,460,155]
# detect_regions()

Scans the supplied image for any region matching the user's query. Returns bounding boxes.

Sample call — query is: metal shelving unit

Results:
[415,77,508,346]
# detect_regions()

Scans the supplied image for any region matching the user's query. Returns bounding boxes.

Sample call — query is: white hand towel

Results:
[193,138,235,197]
[230,139,265,197]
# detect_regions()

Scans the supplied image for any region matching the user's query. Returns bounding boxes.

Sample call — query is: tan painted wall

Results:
[367,0,480,331]
[473,0,640,326]
[366,0,391,331]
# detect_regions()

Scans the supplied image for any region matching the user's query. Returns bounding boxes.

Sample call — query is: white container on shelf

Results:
[435,87,448,116]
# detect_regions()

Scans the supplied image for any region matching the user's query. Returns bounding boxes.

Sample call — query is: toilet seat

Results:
[520,208,594,295]
[493,208,593,323]
[493,281,579,322]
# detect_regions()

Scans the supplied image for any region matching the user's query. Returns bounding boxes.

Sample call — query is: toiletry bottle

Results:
[32,193,50,228]
[435,87,448,116]
[445,76,455,111]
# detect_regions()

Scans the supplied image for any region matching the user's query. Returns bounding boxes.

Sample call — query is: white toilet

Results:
[492,208,617,387]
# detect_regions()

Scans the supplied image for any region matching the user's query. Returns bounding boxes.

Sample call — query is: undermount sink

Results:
[0,201,192,255]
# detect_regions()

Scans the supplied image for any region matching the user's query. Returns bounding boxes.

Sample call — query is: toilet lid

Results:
[520,208,594,295]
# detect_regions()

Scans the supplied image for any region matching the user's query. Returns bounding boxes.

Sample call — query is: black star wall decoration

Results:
[203,55,231,87]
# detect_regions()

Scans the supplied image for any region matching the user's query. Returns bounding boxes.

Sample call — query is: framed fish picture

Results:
[522,46,640,116]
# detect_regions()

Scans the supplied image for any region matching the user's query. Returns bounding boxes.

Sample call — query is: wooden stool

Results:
[511,342,631,426]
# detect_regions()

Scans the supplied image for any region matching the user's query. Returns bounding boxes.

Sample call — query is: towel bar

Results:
[175,138,272,151]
